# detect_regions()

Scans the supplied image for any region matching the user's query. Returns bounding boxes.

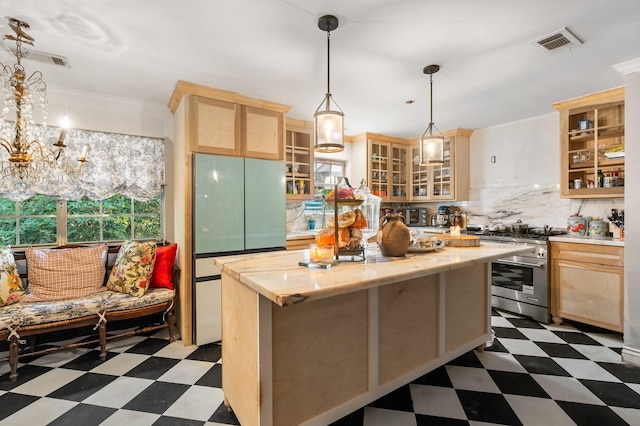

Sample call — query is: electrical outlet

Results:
[490,155,496,163]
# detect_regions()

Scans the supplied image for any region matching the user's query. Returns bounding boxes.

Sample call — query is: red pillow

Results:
[150,243,177,289]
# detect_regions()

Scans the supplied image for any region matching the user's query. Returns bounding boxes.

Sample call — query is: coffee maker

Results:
[435,205,451,227]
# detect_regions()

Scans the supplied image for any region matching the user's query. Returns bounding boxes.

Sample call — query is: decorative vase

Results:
[378,213,411,257]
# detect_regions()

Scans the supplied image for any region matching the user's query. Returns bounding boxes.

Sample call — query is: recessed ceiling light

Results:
[405,100,415,104]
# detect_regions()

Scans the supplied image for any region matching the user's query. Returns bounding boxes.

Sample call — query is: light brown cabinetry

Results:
[550,241,624,332]
[352,133,410,202]
[285,119,314,200]
[408,128,471,201]
[553,87,625,198]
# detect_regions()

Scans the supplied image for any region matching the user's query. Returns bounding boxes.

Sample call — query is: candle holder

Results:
[450,225,461,238]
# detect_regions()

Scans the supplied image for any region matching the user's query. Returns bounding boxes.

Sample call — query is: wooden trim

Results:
[169,80,291,114]
[552,86,625,111]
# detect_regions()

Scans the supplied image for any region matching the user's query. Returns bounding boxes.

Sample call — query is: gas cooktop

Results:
[463,229,566,244]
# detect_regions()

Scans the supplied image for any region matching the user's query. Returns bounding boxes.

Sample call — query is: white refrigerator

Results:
[192,153,286,345]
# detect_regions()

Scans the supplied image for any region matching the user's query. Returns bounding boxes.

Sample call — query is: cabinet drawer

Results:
[551,242,623,267]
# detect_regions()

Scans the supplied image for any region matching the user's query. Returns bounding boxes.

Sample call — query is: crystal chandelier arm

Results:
[0,138,15,154]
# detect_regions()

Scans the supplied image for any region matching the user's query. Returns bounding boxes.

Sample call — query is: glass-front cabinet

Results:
[366,138,408,202]
[285,120,314,200]
[553,87,625,198]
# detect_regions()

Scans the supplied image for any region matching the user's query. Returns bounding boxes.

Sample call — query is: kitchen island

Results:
[214,243,530,426]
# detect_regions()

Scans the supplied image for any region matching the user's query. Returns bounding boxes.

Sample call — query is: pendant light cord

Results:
[326,27,331,95]
[429,73,434,126]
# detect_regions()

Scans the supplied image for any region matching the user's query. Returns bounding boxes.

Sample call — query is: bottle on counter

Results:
[597,169,605,188]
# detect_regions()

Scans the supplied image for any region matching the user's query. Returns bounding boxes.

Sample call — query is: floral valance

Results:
[0,126,165,202]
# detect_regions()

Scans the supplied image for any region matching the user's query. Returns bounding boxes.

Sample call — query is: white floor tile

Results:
[553,358,621,382]
[475,351,528,373]
[586,332,624,348]
[153,341,198,359]
[504,394,575,426]
[445,365,501,393]
[498,338,549,357]
[518,328,566,344]
[0,397,77,425]
[99,408,161,426]
[611,406,640,425]
[12,368,85,397]
[532,374,605,405]
[627,382,640,396]
[28,348,91,368]
[410,384,466,419]
[83,376,154,408]
[572,344,622,363]
[163,385,224,421]
[90,353,150,376]
[158,359,214,385]
[105,336,147,353]
[491,316,516,328]
[363,407,417,426]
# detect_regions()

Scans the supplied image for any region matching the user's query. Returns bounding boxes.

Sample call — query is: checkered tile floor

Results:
[1,309,639,425]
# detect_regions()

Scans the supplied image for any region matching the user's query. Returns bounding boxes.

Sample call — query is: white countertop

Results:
[549,235,624,247]
[214,242,530,307]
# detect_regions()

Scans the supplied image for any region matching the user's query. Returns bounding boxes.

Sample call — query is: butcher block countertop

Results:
[213,242,530,307]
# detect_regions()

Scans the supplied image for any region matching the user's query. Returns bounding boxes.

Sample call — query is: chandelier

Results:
[419,64,444,166]
[313,14,344,153]
[0,18,87,195]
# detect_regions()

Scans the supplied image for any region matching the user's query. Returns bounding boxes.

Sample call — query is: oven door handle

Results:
[494,259,545,268]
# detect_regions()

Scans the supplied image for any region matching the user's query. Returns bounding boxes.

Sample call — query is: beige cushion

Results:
[0,247,25,307]
[106,240,157,297]
[24,245,108,302]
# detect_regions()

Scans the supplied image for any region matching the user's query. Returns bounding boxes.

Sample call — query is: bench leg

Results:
[99,323,107,360]
[167,309,176,343]
[9,337,19,382]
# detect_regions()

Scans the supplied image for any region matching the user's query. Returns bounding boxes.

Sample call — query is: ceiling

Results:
[1,0,639,139]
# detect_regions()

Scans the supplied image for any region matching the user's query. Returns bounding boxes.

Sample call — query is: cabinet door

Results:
[389,144,408,201]
[194,257,222,345]
[245,158,286,250]
[369,141,390,200]
[243,106,284,161]
[190,96,242,156]
[552,258,623,332]
[430,138,453,200]
[409,144,430,200]
[286,127,314,200]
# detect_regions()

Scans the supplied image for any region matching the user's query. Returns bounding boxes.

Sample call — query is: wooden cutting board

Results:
[438,235,481,247]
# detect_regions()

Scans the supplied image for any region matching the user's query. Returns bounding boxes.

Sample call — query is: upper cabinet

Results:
[553,87,625,198]
[169,81,290,161]
[408,128,472,202]
[285,118,314,200]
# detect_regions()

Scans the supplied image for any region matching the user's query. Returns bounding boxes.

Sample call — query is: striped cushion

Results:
[24,245,108,302]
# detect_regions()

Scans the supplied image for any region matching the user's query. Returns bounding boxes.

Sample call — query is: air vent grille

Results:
[3,45,70,67]
[530,27,582,55]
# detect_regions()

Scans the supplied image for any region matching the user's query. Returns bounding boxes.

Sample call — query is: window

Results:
[304,158,346,212]
[0,194,163,247]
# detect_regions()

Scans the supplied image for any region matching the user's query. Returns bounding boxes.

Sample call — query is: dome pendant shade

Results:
[419,64,444,166]
[314,15,344,153]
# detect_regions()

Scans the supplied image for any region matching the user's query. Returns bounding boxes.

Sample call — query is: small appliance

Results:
[402,208,428,227]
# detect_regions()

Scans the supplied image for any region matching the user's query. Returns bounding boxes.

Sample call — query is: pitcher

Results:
[378,213,411,257]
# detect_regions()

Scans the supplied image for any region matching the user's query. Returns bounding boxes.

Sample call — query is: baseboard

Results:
[621,345,640,366]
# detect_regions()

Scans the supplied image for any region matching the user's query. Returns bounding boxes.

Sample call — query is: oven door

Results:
[491,255,547,307]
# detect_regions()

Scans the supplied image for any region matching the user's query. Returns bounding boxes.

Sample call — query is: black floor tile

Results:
[553,331,602,345]
[557,400,629,425]
[485,337,509,353]
[123,381,189,414]
[125,337,172,355]
[536,342,589,359]
[124,356,180,380]
[209,402,241,425]
[152,416,206,425]
[368,384,414,412]
[488,370,550,398]
[447,350,484,368]
[598,361,640,384]
[59,349,118,371]
[457,389,522,425]
[507,318,546,329]
[580,379,640,408]
[514,354,572,376]
[493,326,528,340]
[48,403,116,426]
[415,414,469,425]
[412,365,453,388]
[195,363,221,388]
[0,364,52,390]
[48,372,117,401]
[187,343,221,362]
[0,392,39,420]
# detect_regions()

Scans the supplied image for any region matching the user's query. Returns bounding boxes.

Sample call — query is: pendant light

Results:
[314,15,344,153]
[419,64,444,166]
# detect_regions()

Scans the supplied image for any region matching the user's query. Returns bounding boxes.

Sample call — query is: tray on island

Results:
[407,245,444,254]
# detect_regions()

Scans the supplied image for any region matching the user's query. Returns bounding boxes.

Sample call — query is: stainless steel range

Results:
[466,229,561,323]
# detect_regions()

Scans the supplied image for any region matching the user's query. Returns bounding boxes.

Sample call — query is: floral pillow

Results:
[0,246,25,307]
[106,240,157,297]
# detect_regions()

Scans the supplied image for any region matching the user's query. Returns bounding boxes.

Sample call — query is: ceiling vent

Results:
[3,44,70,67]
[530,27,582,55]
